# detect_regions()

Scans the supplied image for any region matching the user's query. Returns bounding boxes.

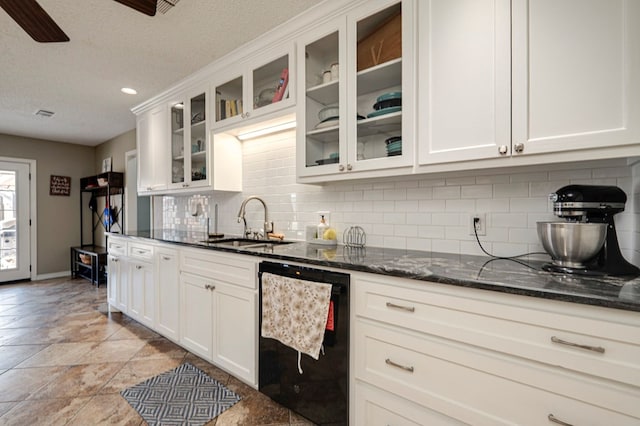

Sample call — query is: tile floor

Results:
[0,277,315,425]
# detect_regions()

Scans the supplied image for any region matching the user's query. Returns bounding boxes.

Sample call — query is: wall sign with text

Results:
[50,175,71,196]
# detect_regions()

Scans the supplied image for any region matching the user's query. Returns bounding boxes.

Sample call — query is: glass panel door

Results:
[252,54,290,112]
[189,92,207,182]
[170,101,185,185]
[303,31,341,171]
[215,76,243,124]
[0,161,30,282]
[355,2,403,163]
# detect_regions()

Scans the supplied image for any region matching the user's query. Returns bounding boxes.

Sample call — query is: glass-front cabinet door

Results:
[348,0,413,172]
[297,20,346,177]
[170,100,186,186]
[297,0,414,181]
[213,73,244,128]
[169,88,209,190]
[212,44,294,130]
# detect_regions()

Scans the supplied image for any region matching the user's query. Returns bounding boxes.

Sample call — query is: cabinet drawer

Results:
[355,319,640,424]
[128,242,154,261]
[180,248,257,289]
[354,274,640,387]
[355,382,464,426]
[107,238,127,256]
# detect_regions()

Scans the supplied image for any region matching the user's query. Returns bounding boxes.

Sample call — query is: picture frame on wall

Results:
[102,157,112,173]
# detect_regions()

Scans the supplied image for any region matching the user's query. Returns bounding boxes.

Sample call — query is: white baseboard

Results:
[36,271,71,281]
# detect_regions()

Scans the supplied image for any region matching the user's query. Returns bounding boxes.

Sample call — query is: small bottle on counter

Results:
[317,215,328,240]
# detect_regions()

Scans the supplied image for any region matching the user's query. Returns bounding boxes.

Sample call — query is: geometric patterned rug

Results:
[120,363,242,426]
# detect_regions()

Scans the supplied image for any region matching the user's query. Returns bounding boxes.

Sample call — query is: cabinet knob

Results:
[182,183,189,188]
[346,163,353,171]
[514,142,525,153]
[338,164,345,172]
[498,145,508,155]
[136,265,142,270]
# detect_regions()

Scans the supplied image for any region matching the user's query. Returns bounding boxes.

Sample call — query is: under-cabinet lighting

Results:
[236,121,296,141]
[121,87,138,95]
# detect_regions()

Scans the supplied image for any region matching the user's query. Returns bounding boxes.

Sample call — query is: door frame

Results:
[0,157,37,281]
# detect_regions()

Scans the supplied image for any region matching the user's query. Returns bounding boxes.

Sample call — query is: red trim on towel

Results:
[326,300,335,331]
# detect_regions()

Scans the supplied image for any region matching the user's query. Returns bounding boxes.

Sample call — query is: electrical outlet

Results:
[469,213,486,236]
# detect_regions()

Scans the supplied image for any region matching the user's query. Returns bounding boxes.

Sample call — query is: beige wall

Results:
[0,133,95,276]
[94,129,137,246]
[94,129,136,174]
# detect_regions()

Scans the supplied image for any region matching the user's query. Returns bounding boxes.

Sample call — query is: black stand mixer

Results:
[543,184,640,277]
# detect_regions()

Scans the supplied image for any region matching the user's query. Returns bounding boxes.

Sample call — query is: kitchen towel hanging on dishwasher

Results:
[261,272,332,373]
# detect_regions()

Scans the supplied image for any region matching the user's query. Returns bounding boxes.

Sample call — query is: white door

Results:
[0,161,30,282]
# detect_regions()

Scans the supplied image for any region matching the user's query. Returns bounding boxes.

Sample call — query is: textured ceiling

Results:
[0,0,317,146]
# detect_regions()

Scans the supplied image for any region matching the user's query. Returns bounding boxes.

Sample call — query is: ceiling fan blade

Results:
[0,0,69,42]
[113,0,157,17]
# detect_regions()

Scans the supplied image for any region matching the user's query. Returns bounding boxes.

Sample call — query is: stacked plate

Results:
[386,136,402,156]
[367,92,402,118]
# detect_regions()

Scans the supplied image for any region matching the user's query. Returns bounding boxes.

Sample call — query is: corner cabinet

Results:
[297,0,416,183]
[212,43,295,131]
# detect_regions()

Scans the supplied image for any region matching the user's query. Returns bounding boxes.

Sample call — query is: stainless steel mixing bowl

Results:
[537,222,608,268]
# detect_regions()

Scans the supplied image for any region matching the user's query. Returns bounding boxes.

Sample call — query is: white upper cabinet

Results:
[137,104,169,194]
[297,0,415,182]
[212,43,295,131]
[417,0,511,165]
[512,0,640,156]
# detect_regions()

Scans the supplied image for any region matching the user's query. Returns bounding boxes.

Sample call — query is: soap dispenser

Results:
[317,215,328,239]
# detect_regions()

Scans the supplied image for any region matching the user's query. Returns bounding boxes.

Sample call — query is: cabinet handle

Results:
[136,265,142,270]
[338,164,345,172]
[550,336,605,354]
[498,145,508,155]
[385,358,414,373]
[514,142,525,153]
[204,284,216,291]
[346,163,352,171]
[146,186,152,191]
[386,302,415,313]
[111,257,118,262]
[182,183,189,188]
[548,414,573,425]
[162,256,171,261]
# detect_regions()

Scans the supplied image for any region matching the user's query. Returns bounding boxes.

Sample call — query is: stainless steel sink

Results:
[200,238,293,249]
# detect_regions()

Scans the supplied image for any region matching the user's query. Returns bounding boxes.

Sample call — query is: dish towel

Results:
[261,272,332,374]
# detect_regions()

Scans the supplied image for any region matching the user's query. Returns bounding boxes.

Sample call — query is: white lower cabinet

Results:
[107,237,128,313]
[126,242,156,328]
[180,271,214,359]
[156,247,180,342]
[211,281,256,384]
[352,272,640,425]
[179,248,258,386]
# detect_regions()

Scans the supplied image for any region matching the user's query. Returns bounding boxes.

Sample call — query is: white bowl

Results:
[318,105,339,122]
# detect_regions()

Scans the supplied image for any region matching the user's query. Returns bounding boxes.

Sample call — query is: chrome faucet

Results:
[237,196,273,240]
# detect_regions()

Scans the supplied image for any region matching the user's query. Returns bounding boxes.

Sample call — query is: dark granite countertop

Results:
[113,230,640,313]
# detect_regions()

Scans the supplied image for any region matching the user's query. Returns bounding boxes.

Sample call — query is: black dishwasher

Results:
[259,261,349,426]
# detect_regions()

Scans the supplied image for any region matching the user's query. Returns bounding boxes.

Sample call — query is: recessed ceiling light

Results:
[121,87,138,95]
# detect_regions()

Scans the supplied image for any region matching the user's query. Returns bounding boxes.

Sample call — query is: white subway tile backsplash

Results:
[433,185,461,199]
[493,182,529,198]
[158,133,638,264]
[461,184,493,199]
